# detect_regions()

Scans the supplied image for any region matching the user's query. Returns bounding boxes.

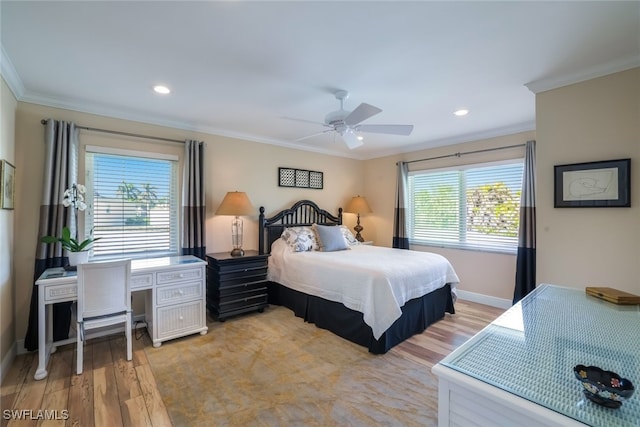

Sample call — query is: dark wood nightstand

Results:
[205,250,270,321]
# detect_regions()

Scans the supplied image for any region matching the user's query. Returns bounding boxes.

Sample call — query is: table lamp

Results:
[215,191,254,256]
[345,195,372,242]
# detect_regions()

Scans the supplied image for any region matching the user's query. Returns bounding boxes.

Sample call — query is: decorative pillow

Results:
[312,224,350,252]
[340,225,360,245]
[281,226,318,252]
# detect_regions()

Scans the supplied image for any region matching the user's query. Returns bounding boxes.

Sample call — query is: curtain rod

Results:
[40,119,185,144]
[400,143,525,165]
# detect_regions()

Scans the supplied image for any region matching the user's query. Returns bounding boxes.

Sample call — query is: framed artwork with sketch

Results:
[554,158,630,208]
[1,160,15,210]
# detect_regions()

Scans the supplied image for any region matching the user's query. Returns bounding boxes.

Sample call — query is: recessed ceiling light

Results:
[454,109,469,116]
[357,135,364,141]
[153,85,171,95]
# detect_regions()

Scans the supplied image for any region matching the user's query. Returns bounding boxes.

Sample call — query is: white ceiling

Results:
[2,1,639,159]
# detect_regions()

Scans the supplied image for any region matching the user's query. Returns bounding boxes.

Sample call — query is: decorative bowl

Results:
[574,365,635,408]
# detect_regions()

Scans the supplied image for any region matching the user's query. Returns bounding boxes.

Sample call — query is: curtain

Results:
[181,140,206,259]
[392,161,410,249]
[24,120,79,351]
[513,140,536,304]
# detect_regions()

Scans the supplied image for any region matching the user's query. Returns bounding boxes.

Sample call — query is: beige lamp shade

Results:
[345,196,372,214]
[215,191,254,216]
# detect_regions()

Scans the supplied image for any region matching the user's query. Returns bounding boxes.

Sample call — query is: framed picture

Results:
[278,167,323,189]
[1,160,15,210]
[554,158,630,208]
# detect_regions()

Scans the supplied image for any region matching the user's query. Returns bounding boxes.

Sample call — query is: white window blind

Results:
[408,161,524,253]
[85,148,179,259]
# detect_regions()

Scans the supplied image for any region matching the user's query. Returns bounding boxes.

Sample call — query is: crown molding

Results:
[525,54,640,94]
[364,121,536,160]
[18,90,361,159]
[0,45,25,99]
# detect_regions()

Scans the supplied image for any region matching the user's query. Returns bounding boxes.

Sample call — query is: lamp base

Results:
[354,214,364,242]
[230,248,245,257]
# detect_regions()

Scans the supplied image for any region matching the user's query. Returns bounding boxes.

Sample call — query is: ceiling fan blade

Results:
[293,130,332,142]
[355,124,414,136]
[341,131,363,149]
[344,103,382,126]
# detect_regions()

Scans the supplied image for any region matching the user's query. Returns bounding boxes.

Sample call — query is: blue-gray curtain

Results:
[25,120,79,351]
[393,161,410,249]
[181,140,206,259]
[513,140,536,304]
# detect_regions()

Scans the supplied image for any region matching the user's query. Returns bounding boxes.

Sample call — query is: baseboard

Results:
[1,341,17,384]
[456,289,512,309]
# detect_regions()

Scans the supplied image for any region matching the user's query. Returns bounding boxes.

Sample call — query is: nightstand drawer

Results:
[216,280,267,297]
[157,267,203,285]
[218,293,268,313]
[212,271,268,288]
[214,259,268,274]
[156,280,203,306]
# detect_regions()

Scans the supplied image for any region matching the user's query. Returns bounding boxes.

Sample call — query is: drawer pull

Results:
[179,273,185,278]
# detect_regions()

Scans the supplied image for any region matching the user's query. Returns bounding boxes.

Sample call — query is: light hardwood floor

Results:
[1,300,505,427]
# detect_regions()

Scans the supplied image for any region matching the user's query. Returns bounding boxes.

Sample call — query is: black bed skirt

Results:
[268,282,455,354]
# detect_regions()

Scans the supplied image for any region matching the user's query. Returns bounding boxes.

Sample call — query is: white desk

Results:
[432,284,640,427]
[34,255,208,380]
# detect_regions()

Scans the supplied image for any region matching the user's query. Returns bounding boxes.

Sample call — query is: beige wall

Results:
[13,102,363,350]
[536,67,640,293]
[363,132,535,302]
[1,77,17,372]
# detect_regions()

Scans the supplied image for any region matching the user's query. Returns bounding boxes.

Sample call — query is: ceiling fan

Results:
[292,90,414,149]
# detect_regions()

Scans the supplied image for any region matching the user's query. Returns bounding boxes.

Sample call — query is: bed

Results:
[258,200,459,354]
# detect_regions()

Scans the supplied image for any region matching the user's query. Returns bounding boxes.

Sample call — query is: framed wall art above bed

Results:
[278,167,323,189]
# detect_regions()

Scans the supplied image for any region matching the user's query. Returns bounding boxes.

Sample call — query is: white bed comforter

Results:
[268,239,460,339]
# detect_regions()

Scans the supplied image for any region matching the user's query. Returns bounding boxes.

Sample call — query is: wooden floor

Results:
[1,300,504,427]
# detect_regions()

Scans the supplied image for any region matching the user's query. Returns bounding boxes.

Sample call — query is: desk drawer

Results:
[43,283,77,303]
[156,280,203,306]
[132,273,153,290]
[157,267,203,285]
[156,300,204,339]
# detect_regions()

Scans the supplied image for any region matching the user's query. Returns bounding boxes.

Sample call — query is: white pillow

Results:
[281,226,318,252]
[312,224,350,252]
[340,225,360,245]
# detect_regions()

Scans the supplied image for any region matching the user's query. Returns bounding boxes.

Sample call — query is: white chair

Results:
[76,259,132,374]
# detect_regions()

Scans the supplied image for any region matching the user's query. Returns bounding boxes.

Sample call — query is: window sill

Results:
[409,241,517,256]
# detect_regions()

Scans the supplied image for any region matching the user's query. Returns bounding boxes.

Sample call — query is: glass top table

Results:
[439,284,639,427]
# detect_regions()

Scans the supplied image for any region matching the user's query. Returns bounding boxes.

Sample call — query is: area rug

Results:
[145,306,438,426]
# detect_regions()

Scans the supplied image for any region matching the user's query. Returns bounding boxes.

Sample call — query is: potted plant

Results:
[41,226,100,265]
[40,184,101,266]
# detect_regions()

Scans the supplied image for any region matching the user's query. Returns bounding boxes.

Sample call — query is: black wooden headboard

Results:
[258,200,343,255]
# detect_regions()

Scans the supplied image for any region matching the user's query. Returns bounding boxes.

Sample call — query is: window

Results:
[408,160,524,253]
[85,146,179,259]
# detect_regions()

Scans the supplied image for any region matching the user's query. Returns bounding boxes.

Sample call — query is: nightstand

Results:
[206,251,269,321]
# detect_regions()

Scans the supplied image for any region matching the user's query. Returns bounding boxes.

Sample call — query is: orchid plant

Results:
[41,184,100,252]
